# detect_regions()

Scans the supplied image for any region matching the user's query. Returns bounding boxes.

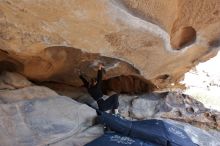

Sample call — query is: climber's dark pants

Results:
[97,94,119,112]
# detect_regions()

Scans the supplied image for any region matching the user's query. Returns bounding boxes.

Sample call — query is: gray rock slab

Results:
[0,96,97,146]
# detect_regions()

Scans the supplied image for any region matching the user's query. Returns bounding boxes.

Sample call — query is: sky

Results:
[182,50,220,111]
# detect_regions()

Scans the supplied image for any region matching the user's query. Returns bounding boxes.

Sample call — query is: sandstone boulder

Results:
[0,0,220,91]
[0,72,58,103]
[163,119,220,146]
[119,92,220,130]
[0,96,100,146]
[50,125,103,146]
[0,86,58,103]
[0,71,32,90]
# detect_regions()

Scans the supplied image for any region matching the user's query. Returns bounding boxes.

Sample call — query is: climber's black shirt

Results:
[79,69,103,101]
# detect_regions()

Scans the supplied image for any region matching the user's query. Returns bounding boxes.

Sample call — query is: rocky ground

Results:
[0,72,220,146]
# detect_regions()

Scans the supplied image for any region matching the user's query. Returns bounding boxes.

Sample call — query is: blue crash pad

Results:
[85,132,161,146]
[86,110,197,146]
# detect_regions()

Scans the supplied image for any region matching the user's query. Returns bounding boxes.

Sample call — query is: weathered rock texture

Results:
[119,92,220,131]
[163,119,220,146]
[0,72,103,146]
[0,72,220,146]
[1,93,220,146]
[0,72,58,103]
[0,96,100,146]
[0,0,220,92]
[0,71,32,89]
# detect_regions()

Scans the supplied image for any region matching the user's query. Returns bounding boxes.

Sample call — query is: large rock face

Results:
[0,72,220,146]
[0,72,58,103]
[0,0,220,92]
[0,72,103,146]
[119,92,220,131]
[164,119,220,146]
[1,94,220,146]
[0,96,101,146]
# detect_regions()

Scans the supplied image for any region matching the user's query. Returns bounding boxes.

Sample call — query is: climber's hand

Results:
[99,63,105,70]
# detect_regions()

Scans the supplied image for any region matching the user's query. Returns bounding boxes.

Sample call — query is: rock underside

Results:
[0,0,220,92]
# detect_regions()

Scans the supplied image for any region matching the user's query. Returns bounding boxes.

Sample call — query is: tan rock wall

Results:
[0,0,220,91]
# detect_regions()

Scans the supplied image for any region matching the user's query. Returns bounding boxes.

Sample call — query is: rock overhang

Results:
[0,0,220,93]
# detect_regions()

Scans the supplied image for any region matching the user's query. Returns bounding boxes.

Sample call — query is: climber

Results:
[79,64,119,115]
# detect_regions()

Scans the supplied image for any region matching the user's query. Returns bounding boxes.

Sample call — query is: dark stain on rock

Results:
[103,75,156,94]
